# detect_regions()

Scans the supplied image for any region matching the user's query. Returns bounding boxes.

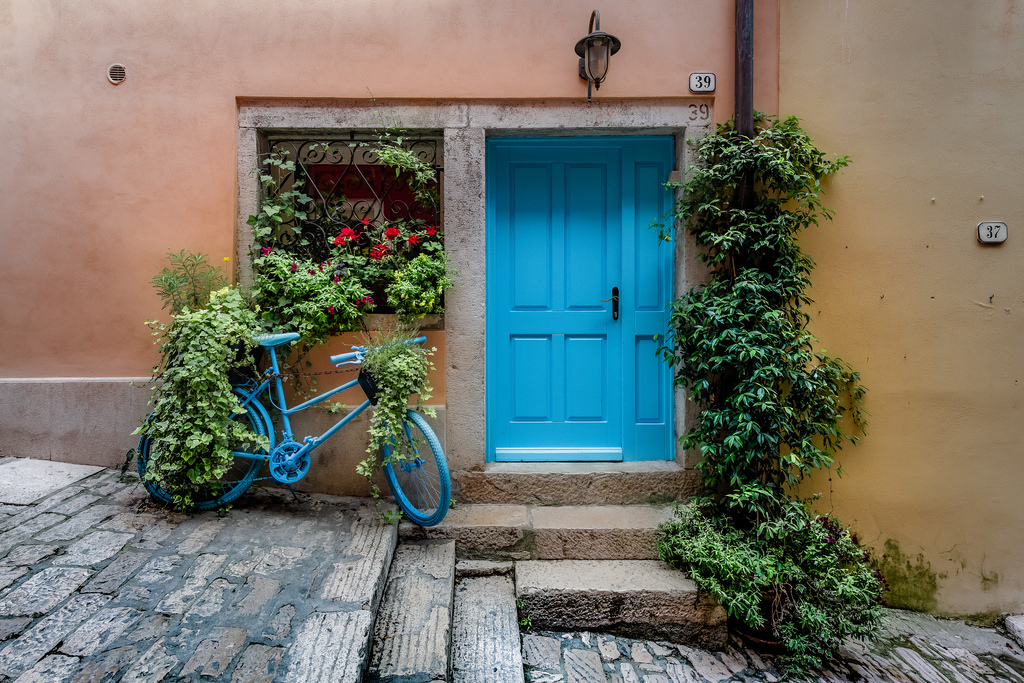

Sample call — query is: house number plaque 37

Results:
[977,222,1007,244]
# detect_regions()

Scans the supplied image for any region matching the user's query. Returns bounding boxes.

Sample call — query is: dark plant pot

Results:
[227,344,266,386]
[729,614,785,653]
[358,368,380,405]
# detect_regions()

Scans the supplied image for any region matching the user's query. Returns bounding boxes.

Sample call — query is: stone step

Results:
[514,559,728,650]
[454,462,699,506]
[449,561,525,683]
[401,504,674,561]
[367,539,456,682]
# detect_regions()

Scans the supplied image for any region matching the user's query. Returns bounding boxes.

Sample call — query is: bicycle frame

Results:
[230,344,372,464]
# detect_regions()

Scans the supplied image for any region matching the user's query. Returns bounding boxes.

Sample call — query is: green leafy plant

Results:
[387,251,455,321]
[354,326,436,495]
[150,250,229,315]
[251,248,371,345]
[658,114,879,672]
[659,503,887,672]
[135,286,266,509]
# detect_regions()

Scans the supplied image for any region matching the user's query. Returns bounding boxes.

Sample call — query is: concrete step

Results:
[454,462,699,506]
[367,539,456,682]
[450,561,525,683]
[514,559,728,650]
[401,504,674,561]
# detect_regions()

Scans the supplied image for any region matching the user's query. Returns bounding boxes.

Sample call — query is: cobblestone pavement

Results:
[0,464,396,682]
[522,611,1024,683]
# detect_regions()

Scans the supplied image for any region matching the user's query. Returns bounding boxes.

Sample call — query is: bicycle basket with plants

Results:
[352,326,438,498]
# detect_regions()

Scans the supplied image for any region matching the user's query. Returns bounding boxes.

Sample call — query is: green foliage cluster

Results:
[149,250,229,315]
[354,327,437,496]
[136,286,267,508]
[659,503,887,672]
[657,115,882,672]
[252,250,371,342]
[664,114,864,521]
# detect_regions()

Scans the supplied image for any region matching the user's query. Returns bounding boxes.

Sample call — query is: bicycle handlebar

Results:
[330,336,428,366]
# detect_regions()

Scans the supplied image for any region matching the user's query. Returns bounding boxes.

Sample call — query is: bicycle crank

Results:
[269,440,311,484]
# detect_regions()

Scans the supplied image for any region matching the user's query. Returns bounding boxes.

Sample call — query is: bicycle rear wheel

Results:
[137,389,271,510]
[381,409,451,526]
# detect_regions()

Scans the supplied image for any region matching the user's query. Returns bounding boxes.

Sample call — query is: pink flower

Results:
[327,305,336,315]
[289,264,297,272]
[333,276,340,283]
[260,246,274,256]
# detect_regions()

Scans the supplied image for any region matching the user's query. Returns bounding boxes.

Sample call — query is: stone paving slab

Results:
[0,462,399,682]
[368,540,455,682]
[0,459,103,505]
[521,609,1024,683]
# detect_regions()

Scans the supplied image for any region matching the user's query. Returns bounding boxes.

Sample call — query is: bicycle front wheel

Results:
[381,409,451,527]
[137,389,271,510]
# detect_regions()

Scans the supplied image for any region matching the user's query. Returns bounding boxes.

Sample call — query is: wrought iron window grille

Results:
[262,134,443,265]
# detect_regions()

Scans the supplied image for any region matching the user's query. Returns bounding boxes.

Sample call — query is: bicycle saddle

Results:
[257,332,300,348]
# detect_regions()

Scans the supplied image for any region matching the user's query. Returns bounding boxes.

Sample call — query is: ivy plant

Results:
[657,114,883,672]
[136,286,266,509]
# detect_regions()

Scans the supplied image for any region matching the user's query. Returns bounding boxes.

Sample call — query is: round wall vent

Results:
[107,63,126,85]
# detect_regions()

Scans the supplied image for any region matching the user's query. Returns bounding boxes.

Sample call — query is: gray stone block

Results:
[285,610,373,682]
[368,540,455,682]
[450,574,524,683]
[515,561,727,650]
[0,567,92,617]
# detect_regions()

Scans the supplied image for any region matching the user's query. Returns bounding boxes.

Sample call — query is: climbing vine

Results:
[657,114,884,672]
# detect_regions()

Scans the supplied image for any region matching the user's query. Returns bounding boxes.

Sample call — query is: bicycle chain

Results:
[262,365,360,381]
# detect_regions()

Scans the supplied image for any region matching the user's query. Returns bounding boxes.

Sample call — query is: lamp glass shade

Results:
[585,37,611,85]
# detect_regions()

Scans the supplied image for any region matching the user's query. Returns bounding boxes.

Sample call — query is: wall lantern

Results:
[575,10,621,102]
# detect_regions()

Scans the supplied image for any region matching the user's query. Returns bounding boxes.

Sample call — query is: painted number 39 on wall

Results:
[977,221,1007,244]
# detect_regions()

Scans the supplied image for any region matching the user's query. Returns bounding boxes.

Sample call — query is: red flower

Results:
[332,227,357,245]
[362,218,371,226]
[384,226,401,240]
[407,234,419,245]
[370,244,388,261]
[426,225,437,236]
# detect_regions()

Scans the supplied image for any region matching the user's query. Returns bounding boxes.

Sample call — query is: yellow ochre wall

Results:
[781,1,1024,617]
[0,0,778,379]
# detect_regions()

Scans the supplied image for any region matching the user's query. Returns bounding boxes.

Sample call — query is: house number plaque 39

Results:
[977,222,1007,244]
[688,73,716,93]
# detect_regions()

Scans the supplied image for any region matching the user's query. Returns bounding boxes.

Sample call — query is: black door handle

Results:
[601,287,619,321]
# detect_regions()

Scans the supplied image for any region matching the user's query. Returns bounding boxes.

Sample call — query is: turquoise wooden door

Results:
[486,137,675,462]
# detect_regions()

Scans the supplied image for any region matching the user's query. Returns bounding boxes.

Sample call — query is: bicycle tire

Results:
[136,388,271,510]
[381,409,451,526]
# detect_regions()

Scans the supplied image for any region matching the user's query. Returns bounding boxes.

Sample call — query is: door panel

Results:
[487,137,674,462]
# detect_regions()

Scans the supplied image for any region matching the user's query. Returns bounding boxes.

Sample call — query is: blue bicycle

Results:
[137,333,451,526]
